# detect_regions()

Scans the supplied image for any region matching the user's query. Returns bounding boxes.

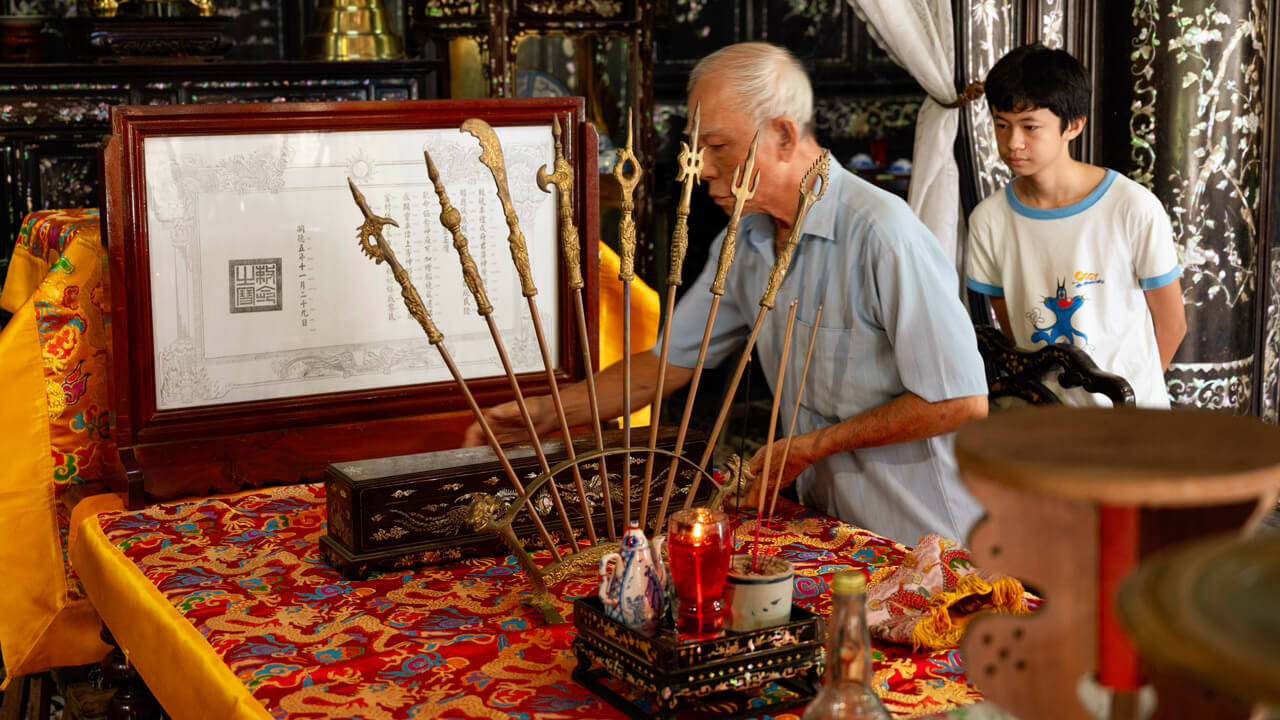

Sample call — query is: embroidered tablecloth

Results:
[0,208,661,682]
[72,484,984,720]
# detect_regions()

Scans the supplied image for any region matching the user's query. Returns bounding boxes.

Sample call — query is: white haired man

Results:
[464,42,989,545]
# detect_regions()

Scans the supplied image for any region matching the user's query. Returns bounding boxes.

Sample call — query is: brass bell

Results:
[303,0,405,61]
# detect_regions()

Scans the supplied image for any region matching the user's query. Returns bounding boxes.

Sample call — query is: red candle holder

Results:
[667,507,732,636]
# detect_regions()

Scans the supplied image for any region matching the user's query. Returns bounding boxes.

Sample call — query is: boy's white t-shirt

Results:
[965,169,1181,408]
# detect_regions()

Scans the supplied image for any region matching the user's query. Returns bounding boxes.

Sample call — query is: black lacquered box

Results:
[322,427,709,579]
[572,596,824,719]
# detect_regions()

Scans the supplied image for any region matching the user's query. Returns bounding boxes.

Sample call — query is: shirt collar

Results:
[742,162,846,248]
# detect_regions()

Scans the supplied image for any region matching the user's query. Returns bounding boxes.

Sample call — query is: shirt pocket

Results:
[792,318,859,422]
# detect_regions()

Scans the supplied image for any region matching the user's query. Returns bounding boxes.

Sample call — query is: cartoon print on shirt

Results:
[1027,280,1088,346]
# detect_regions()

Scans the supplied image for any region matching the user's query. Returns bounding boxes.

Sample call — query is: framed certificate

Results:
[102,98,599,505]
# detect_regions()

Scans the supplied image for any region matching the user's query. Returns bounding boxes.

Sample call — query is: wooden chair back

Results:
[975,325,1136,408]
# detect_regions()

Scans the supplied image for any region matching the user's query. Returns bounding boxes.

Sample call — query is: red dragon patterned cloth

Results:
[72,484,1008,719]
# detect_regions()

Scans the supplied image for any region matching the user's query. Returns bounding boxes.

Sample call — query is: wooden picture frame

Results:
[102,98,600,507]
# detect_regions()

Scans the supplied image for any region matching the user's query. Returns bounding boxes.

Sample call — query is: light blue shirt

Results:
[660,165,988,545]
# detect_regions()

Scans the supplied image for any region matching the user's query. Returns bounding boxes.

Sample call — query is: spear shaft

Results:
[347,179,562,559]
[462,118,600,546]
[652,131,759,534]
[640,104,704,531]
[611,115,642,526]
[536,115,616,540]
[684,151,831,507]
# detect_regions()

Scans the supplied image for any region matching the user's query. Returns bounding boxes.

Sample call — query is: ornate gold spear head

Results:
[759,150,831,310]
[710,131,761,296]
[347,177,399,264]
[612,114,642,284]
[460,117,538,298]
[535,115,584,292]
[675,103,704,186]
[668,103,706,286]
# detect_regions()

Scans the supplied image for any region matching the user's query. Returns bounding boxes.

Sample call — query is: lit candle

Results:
[667,508,731,636]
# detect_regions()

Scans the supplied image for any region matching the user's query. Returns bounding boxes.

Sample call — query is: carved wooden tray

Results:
[572,596,823,720]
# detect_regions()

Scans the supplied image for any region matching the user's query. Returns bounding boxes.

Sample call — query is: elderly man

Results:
[464,42,988,545]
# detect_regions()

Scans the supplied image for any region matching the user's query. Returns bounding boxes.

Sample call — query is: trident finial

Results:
[675,102,704,185]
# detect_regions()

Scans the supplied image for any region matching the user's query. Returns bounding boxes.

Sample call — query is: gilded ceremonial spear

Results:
[535,115,616,541]
[684,150,831,508]
[346,178,564,560]
[610,115,642,525]
[422,148,588,547]
[639,104,703,532]
[461,118,600,545]
[651,130,759,535]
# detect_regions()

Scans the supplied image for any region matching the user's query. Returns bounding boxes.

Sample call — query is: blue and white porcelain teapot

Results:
[598,521,666,633]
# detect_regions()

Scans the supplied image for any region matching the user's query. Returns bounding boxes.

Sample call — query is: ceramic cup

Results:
[725,553,794,632]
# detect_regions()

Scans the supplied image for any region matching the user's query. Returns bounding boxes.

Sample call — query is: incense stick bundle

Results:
[765,304,823,523]
[346,179,563,560]
[750,299,798,573]
[652,131,759,534]
[640,104,703,531]
[461,118,599,545]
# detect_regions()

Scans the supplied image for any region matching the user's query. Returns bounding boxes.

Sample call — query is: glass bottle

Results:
[801,572,892,720]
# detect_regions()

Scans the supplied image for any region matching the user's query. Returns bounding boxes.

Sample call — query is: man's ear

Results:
[772,116,799,160]
[1064,115,1087,142]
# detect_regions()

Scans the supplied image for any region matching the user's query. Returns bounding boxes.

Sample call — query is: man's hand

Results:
[733,393,986,508]
[736,433,818,508]
[462,395,557,447]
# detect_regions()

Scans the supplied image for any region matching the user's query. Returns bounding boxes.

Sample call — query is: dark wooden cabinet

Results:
[0,60,442,285]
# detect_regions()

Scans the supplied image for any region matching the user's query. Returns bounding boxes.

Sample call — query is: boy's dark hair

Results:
[985,43,1090,132]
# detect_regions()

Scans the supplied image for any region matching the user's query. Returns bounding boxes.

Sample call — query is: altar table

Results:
[0,208,658,681]
[5,208,990,719]
[71,485,986,719]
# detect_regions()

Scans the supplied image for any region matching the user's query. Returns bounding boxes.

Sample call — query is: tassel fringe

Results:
[907,574,1033,651]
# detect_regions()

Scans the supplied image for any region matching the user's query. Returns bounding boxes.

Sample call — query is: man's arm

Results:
[989,297,1014,343]
[742,392,988,502]
[1143,279,1186,370]
[461,351,694,446]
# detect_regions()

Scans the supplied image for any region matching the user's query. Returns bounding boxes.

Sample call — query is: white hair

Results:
[688,42,814,137]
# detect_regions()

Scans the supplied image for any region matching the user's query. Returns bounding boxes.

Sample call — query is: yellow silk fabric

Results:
[71,493,273,720]
[0,217,115,681]
[597,243,660,427]
[0,241,50,313]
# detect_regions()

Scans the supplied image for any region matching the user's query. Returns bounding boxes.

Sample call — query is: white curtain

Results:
[846,1,965,272]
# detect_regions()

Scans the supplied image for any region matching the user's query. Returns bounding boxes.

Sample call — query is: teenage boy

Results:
[965,43,1186,408]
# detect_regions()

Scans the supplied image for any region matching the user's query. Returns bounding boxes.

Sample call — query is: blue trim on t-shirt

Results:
[1139,264,1182,290]
[1006,169,1118,220]
[965,277,1004,297]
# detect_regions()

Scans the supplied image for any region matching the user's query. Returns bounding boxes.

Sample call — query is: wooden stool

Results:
[1119,531,1280,717]
[955,406,1280,720]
